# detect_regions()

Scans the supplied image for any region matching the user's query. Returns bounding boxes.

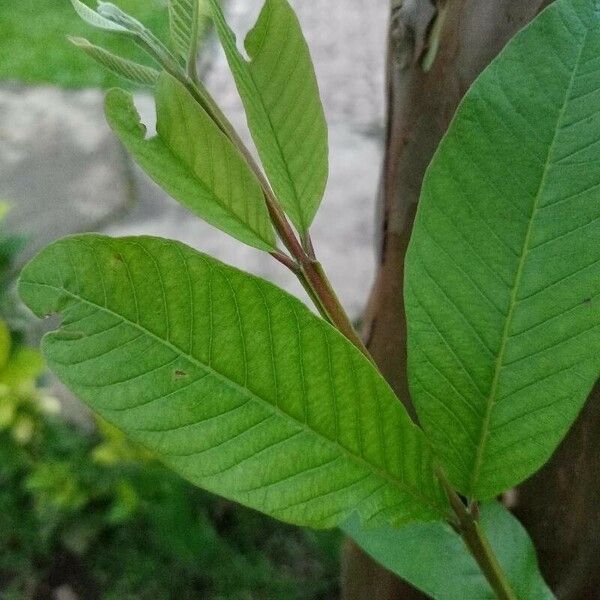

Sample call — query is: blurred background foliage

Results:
[0,0,170,89]
[1,390,340,598]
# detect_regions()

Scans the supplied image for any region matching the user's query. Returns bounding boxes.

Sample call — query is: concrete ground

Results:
[1,0,389,323]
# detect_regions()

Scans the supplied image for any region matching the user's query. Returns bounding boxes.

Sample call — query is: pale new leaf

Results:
[69,37,160,86]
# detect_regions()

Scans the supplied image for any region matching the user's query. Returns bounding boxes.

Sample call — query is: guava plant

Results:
[17,0,600,597]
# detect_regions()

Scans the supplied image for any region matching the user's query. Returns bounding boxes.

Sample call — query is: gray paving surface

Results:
[0,85,133,267]
[1,1,389,320]
[208,0,389,129]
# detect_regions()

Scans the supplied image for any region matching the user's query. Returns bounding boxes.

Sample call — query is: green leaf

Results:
[208,0,328,233]
[0,202,10,222]
[68,37,160,86]
[0,319,11,371]
[105,73,276,251]
[344,502,555,600]
[96,2,146,33]
[168,0,198,62]
[405,0,600,499]
[19,234,447,529]
[68,0,130,33]
[0,348,45,386]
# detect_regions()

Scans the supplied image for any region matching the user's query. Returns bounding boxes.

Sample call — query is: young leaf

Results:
[96,2,146,33]
[344,502,555,600]
[105,73,276,252]
[68,0,130,33]
[68,37,160,86]
[208,0,329,233]
[19,235,447,529]
[405,0,600,499]
[169,0,199,63]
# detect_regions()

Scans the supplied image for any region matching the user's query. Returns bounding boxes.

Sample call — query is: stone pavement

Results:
[1,0,389,321]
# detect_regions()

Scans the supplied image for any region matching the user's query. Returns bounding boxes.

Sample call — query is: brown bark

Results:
[341,1,600,598]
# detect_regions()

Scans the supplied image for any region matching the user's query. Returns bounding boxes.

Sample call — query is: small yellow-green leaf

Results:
[69,0,130,33]
[169,0,210,63]
[0,348,45,386]
[0,319,11,371]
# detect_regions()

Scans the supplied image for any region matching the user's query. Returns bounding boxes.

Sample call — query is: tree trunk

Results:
[341,1,600,598]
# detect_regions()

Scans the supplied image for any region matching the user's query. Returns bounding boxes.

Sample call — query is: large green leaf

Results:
[405,0,600,498]
[344,502,554,600]
[208,0,328,233]
[19,235,447,528]
[105,73,276,252]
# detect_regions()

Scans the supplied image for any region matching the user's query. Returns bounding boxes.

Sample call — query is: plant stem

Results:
[267,204,372,359]
[175,67,372,360]
[215,127,373,359]
[437,470,518,600]
[300,259,373,361]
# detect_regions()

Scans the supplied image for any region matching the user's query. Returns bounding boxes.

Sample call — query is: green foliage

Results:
[0,204,26,303]
[169,0,210,66]
[0,0,168,89]
[405,0,600,499]
[344,503,554,600]
[68,36,160,86]
[0,213,339,596]
[105,76,277,251]
[169,0,198,61]
[0,399,341,598]
[0,319,11,369]
[19,234,446,529]
[0,329,49,446]
[69,0,131,33]
[17,0,600,596]
[208,0,329,232]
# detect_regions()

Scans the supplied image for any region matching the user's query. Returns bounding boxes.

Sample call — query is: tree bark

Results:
[341,1,600,598]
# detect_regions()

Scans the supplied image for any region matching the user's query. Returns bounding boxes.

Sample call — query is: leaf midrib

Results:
[211,3,309,231]
[23,278,447,517]
[468,24,590,497]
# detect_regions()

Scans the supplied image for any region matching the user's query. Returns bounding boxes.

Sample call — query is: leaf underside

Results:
[69,37,160,86]
[104,74,276,252]
[209,0,329,233]
[406,0,600,498]
[344,502,555,600]
[169,0,197,61]
[19,235,447,529]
